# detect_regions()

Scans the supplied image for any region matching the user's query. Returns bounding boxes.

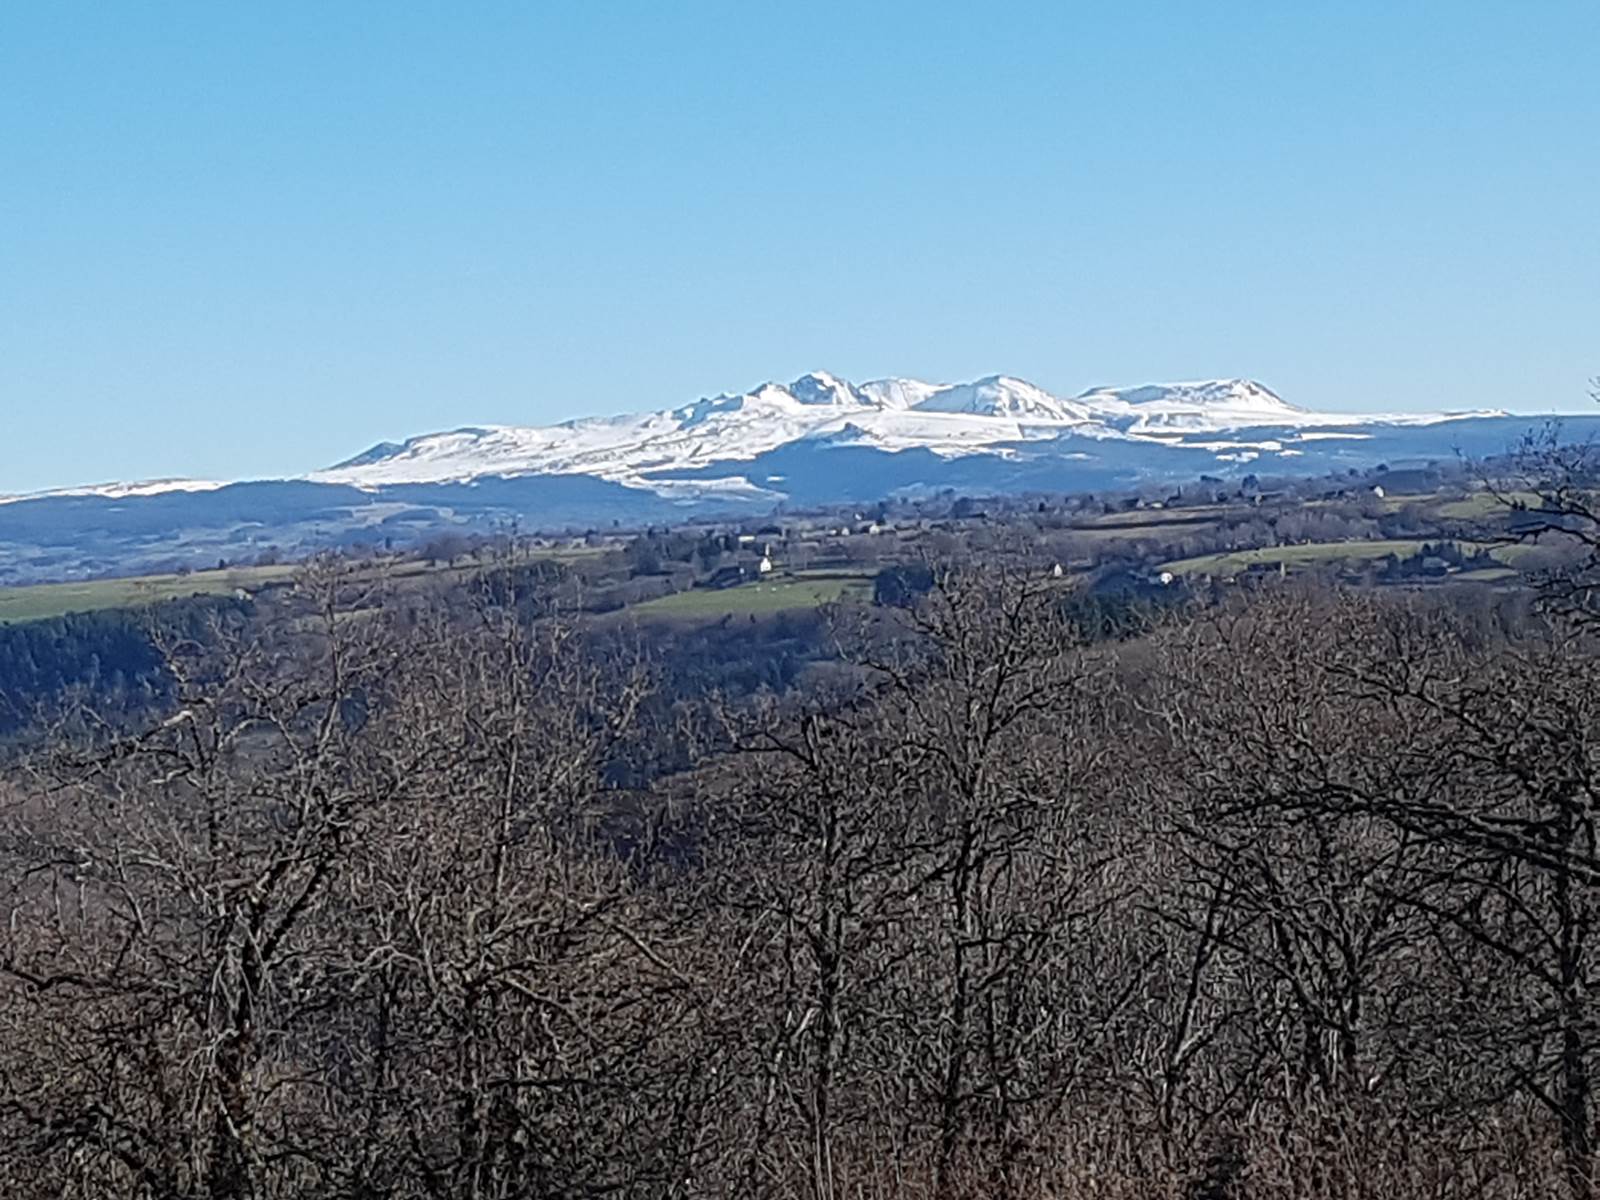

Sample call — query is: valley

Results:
[0,464,1567,630]
[5,371,1587,588]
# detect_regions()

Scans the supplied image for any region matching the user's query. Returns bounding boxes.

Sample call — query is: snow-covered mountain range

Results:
[0,371,1573,585]
[303,373,1499,499]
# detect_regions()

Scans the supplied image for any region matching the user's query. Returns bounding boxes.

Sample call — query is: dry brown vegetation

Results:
[3,482,1600,1200]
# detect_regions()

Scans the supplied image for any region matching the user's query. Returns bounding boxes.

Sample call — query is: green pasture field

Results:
[0,544,611,626]
[625,574,870,620]
[0,565,300,625]
[1161,539,1536,577]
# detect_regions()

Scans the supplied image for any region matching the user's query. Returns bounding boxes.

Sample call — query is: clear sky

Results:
[2,2,1597,493]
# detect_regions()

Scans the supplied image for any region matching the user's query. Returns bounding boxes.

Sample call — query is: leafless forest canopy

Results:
[5,449,1600,1199]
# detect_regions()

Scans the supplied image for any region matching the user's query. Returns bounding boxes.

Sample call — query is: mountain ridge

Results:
[302,372,1500,496]
[5,372,1507,505]
[0,370,1553,586]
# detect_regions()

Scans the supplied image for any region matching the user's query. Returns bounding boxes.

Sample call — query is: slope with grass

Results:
[0,565,299,625]
[1161,539,1537,577]
[624,574,870,620]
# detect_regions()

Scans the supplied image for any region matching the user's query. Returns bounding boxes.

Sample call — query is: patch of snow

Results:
[0,478,229,505]
[858,377,942,410]
[911,376,1091,422]
[42,372,1508,512]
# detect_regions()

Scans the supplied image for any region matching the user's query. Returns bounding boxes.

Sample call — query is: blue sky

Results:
[2,2,1596,493]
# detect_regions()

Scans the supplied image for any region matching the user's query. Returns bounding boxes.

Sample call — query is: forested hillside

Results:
[1,460,1599,1200]
[0,595,249,737]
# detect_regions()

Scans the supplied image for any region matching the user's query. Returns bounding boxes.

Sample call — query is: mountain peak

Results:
[295,369,1498,496]
[4,367,1526,587]
[785,371,864,406]
[1077,378,1297,411]
[912,376,1086,421]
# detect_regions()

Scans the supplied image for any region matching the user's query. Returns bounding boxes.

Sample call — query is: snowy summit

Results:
[307,372,1492,494]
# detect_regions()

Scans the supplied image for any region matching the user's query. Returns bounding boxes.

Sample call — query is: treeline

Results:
[0,595,249,737]
[2,559,1600,1198]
